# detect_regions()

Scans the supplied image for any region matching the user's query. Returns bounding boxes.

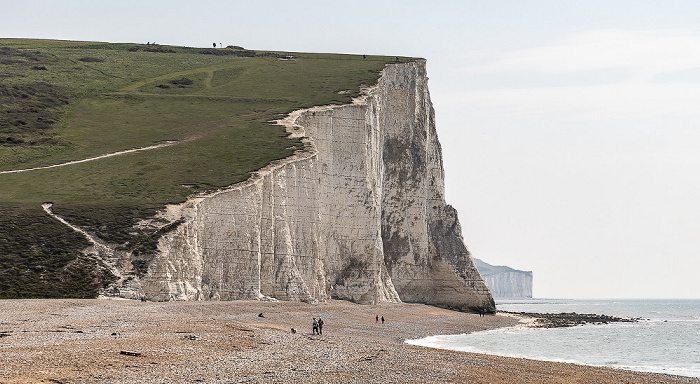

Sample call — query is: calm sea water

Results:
[407,299,700,378]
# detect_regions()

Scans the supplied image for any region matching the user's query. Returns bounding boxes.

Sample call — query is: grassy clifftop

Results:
[0,38,403,298]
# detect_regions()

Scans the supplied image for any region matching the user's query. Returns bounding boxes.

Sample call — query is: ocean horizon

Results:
[407,298,700,378]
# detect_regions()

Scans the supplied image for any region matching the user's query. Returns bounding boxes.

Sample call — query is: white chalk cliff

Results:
[474,258,533,298]
[122,60,494,312]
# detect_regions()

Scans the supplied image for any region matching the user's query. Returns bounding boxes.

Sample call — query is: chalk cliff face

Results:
[474,258,533,298]
[127,60,494,312]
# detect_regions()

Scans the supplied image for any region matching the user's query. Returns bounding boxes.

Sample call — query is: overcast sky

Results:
[3,1,700,299]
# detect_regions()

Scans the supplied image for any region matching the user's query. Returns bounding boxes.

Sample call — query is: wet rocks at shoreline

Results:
[501,311,640,328]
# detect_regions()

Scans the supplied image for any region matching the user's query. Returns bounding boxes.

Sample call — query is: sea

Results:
[406,299,700,378]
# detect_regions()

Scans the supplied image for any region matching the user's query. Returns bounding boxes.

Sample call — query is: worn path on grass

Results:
[0,139,184,175]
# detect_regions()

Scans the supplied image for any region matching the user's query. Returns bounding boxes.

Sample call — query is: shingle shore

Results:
[0,299,696,383]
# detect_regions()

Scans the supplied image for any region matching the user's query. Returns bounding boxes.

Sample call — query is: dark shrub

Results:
[169,78,193,86]
[78,57,105,63]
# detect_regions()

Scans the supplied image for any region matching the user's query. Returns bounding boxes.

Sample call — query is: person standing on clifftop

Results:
[318,317,324,335]
[312,317,319,335]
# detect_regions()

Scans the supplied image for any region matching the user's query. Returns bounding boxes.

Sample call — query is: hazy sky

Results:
[3,1,700,299]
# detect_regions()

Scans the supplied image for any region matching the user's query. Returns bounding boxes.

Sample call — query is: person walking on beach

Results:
[375,315,379,323]
[312,317,319,335]
[318,317,324,335]
[381,316,385,324]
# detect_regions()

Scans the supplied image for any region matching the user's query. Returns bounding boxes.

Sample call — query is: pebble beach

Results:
[0,299,697,383]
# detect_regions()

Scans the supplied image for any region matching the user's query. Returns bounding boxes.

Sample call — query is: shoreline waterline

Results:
[406,328,700,378]
[407,298,700,379]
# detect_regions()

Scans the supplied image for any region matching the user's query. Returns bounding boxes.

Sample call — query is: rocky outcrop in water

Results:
[502,311,639,328]
[111,61,495,312]
[474,258,532,298]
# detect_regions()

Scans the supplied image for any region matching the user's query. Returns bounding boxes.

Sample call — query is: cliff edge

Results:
[112,60,495,312]
[474,258,533,298]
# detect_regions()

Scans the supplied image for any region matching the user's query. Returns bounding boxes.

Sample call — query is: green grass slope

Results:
[0,38,404,298]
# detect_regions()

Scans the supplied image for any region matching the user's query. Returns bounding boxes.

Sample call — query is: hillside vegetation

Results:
[0,38,402,298]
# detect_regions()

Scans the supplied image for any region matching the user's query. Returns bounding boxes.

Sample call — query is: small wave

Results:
[608,364,700,378]
[406,329,700,379]
[643,318,700,324]
[406,337,591,366]
[405,335,454,349]
[407,337,700,378]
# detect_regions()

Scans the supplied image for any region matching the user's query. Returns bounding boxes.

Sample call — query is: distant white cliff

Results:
[111,60,495,312]
[474,258,533,298]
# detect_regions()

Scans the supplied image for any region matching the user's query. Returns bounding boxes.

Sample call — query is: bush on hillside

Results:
[78,56,105,63]
[169,77,193,86]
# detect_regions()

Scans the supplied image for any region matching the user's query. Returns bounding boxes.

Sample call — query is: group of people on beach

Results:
[312,317,324,335]
[310,314,385,336]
